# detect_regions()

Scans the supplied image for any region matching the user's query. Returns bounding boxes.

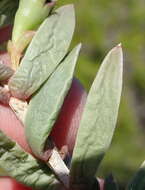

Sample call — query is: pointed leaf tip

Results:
[111,43,123,59]
[70,45,123,188]
[116,43,122,48]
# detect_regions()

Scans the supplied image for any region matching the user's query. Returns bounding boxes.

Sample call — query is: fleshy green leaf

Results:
[0,0,19,27]
[9,5,75,100]
[70,45,123,188]
[25,44,81,158]
[0,63,14,81]
[0,130,60,190]
[127,161,145,190]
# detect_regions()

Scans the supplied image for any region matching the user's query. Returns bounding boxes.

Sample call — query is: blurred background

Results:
[1,0,145,189]
[57,0,145,189]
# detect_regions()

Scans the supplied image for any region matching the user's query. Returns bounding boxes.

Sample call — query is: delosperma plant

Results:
[0,0,144,190]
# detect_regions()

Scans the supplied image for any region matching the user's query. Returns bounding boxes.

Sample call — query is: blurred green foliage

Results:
[57,0,145,188]
[0,0,145,188]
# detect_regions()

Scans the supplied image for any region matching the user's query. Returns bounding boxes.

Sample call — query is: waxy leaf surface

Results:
[127,161,145,190]
[70,45,123,187]
[25,45,81,158]
[9,5,75,100]
[0,130,60,190]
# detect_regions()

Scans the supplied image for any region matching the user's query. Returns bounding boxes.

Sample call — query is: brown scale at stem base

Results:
[7,31,36,70]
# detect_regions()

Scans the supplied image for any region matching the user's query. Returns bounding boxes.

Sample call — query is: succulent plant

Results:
[0,0,143,190]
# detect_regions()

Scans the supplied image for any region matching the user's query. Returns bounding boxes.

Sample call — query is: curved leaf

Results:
[25,44,81,158]
[70,45,123,188]
[0,130,60,190]
[9,5,75,100]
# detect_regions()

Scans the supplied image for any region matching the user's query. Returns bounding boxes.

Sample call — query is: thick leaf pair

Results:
[0,4,78,189]
[0,4,124,190]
